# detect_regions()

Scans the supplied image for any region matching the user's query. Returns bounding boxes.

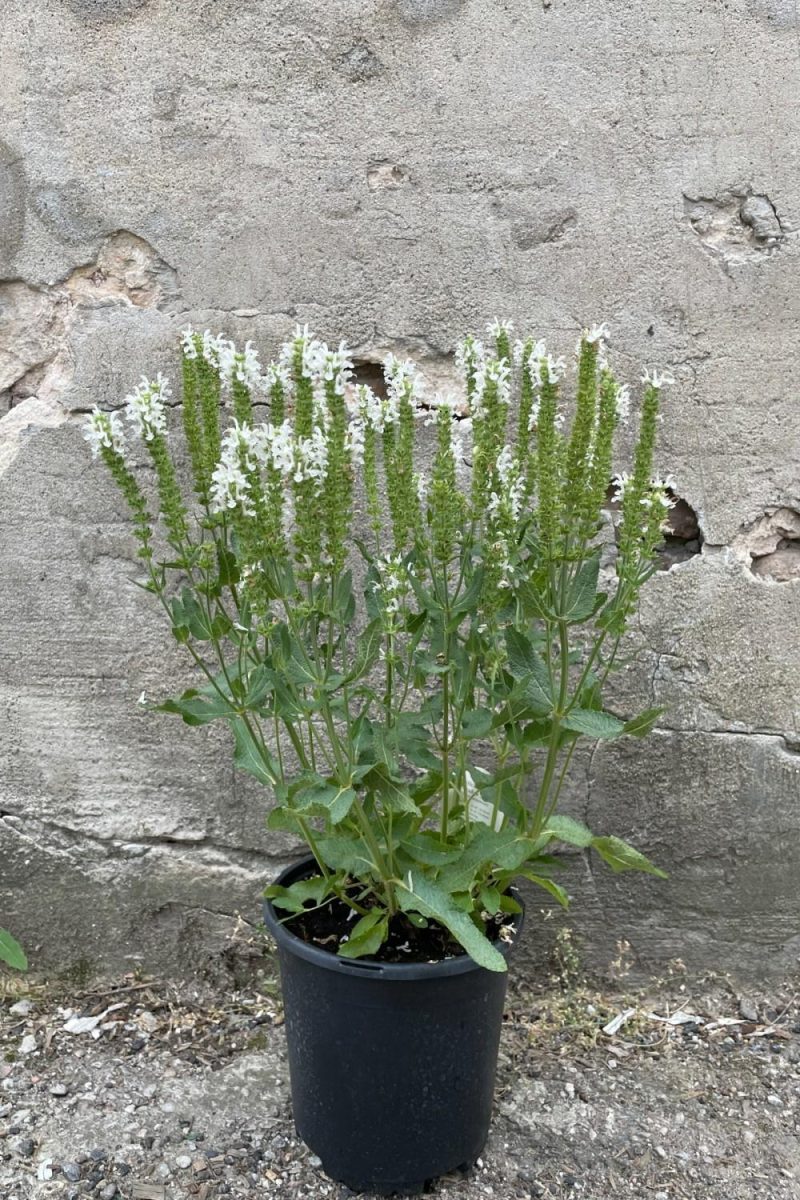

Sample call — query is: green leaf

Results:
[479,885,502,915]
[396,873,507,972]
[591,836,668,878]
[294,779,358,824]
[158,690,238,726]
[544,814,594,848]
[244,665,276,709]
[314,835,374,875]
[505,629,553,714]
[367,765,421,815]
[518,579,557,622]
[438,826,537,893]
[399,834,463,867]
[216,546,240,588]
[451,567,485,616]
[265,805,304,833]
[461,708,493,739]
[0,929,27,971]
[338,910,389,959]
[563,555,601,622]
[562,708,625,739]
[341,619,383,685]
[519,873,570,908]
[265,876,330,914]
[231,717,277,786]
[622,707,665,737]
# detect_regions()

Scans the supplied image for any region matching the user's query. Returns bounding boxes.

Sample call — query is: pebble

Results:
[767,1093,783,1107]
[50,1082,69,1097]
[19,1034,37,1055]
[175,1155,192,1169]
[61,1162,82,1182]
[9,1000,34,1016]
[15,1137,35,1158]
[100,1186,117,1200]
[309,1154,322,1168]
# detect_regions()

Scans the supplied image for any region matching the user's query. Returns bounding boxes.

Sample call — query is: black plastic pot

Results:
[263,856,524,1196]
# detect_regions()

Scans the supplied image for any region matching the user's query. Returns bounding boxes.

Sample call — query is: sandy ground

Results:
[1,952,799,1200]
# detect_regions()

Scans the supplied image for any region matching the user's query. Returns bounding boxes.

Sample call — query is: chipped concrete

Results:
[684,188,786,269]
[730,507,800,579]
[2,0,800,980]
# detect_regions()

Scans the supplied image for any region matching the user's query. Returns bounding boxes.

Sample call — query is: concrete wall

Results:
[2,0,799,979]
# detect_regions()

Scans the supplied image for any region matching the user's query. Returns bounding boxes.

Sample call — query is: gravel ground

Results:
[1,955,799,1200]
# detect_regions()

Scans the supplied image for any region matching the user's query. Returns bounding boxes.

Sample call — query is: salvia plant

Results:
[84,320,671,972]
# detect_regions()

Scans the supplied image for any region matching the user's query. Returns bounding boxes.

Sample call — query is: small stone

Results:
[62,1162,83,1182]
[175,1155,192,1169]
[19,1034,37,1055]
[309,1154,322,1168]
[50,1082,69,1096]
[90,1148,108,1161]
[100,1185,117,1200]
[767,1093,783,1107]
[739,998,759,1023]
[16,1137,35,1157]
[9,1000,34,1016]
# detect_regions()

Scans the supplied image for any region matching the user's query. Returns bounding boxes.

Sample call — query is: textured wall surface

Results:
[2,0,799,979]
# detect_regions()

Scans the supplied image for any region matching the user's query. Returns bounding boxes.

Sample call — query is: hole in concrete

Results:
[604,486,703,570]
[734,508,800,581]
[657,493,704,570]
[351,359,388,398]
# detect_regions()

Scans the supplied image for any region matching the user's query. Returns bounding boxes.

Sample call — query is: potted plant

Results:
[83,319,671,1194]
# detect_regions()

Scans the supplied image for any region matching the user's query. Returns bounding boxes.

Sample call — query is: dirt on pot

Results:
[1,956,799,1200]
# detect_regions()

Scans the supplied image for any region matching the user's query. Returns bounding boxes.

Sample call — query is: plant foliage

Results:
[84,321,672,971]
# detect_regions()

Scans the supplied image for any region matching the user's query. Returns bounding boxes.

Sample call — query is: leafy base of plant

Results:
[279,878,519,966]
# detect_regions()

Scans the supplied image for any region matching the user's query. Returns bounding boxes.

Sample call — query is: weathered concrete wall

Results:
[2,0,799,979]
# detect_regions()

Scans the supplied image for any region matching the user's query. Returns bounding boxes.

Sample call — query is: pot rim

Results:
[262,854,525,981]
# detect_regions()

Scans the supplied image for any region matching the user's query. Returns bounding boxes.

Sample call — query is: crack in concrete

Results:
[0,812,289,872]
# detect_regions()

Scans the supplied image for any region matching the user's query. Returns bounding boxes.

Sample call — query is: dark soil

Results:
[283,882,516,965]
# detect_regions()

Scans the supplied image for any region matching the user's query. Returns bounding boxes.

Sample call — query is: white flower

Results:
[180,327,199,359]
[615,382,631,424]
[294,425,328,485]
[455,337,485,379]
[346,417,366,467]
[201,330,226,369]
[263,361,292,394]
[124,374,171,441]
[527,340,567,388]
[487,318,514,339]
[416,473,428,506]
[210,422,258,515]
[249,419,295,477]
[352,384,385,431]
[488,444,525,525]
[218,339,263,392]
[611,471,632,502]
[83,407,126,459]
[585,322,610,346]
[384,353,423,406]
[321,341,353,395]
[472,356,511,419]
[641,368,675,389]
[278,325,321,379]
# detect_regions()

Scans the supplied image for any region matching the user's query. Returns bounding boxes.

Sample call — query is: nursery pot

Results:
[262,856,524,1196]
